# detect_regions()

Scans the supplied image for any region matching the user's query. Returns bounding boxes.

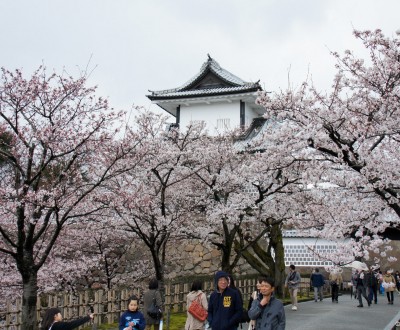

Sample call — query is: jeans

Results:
[357,286,369,305]
[368,285,378,303]
[314,286,323,301]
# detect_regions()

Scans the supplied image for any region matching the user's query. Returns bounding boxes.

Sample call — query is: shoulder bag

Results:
[188,293,208,322]
[147,291,163,320]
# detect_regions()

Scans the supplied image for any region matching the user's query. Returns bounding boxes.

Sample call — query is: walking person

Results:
[207,271,242,330]
[367,268,378,304]
[394,270,400,293]
[185,280,208,330]
[285,264,301,311]
[248,275,285,330]
[41,308,94,330]
[382,270,396,305]
[356,269,371,307]
[310,268,325,302]
[119,295,146,330]
[351,270,359,299]
[143,278,163,330]
[329,270,343,303]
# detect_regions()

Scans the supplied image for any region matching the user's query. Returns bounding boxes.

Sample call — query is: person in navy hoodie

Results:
[310,268,325,302]
[207,271,242,330]
[119,295,146,330]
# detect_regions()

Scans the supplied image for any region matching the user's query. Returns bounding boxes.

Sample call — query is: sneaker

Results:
[357,305,363,307]
[292,306,298,310]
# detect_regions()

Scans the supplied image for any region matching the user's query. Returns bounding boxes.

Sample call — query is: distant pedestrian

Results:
[285,264,301,311]
[41,307,93,330]
[356,269,371,307]
[351,270,359,299]
[329,270,343,303]
[377,270,384,295]
[248,275,285,330]
[185,280,208,330]
[367,268,378,304]
[310,268,325,302]
[119,295,146,330]
[207,271,242,330]
[382,270,396,305]
[394,270,400,292]
[143,278,163,330]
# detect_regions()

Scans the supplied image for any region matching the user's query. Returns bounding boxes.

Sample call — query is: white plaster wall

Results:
[180,101,260,135]
[180,102,241,135]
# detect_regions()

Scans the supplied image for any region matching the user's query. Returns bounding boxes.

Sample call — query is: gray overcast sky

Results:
[1,0,400,119]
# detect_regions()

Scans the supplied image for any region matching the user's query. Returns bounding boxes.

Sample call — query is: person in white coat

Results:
[185,280,208,330]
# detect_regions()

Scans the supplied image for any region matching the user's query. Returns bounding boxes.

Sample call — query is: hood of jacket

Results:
[214,271,229,290]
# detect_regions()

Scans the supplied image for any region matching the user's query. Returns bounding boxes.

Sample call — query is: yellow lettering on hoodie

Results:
[223,296,231,307]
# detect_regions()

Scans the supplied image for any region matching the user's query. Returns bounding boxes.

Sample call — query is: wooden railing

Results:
[0,276,330,329]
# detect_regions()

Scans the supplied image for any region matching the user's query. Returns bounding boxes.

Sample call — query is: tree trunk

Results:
[269,223,286,298]
[21,270,38,330]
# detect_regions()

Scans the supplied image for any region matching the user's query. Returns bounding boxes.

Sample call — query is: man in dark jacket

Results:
[367,268,378,304]
[356,269,371,307]
[208,271,242,330]
[310,268,325,302]
[248,275,285,330]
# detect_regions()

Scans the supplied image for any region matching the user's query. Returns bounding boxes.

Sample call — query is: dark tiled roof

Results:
[147,55,261,100]
[148,85,260,100]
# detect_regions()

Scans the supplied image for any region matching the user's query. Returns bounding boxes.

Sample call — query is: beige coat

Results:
[382,274,396,292]
[185,290,208,330]
[329,272,343,285]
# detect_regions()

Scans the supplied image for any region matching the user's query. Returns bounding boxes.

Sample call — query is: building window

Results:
[217,118,230,130]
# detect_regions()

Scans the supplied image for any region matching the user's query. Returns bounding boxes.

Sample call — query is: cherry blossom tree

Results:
[109,111,208,285]
[257,29,400,265]
[0,67,144,329]
[184,126,306,296]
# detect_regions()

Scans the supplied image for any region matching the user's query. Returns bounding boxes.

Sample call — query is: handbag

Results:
[147,291,163,320]
[188,293,208,322]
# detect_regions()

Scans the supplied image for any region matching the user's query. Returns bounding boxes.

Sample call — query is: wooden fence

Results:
[0,277,328,330]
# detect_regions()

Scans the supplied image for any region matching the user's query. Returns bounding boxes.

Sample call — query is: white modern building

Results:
[282,230,335,267]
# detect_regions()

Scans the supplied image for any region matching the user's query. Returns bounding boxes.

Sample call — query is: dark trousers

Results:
[386,291,394,303]
[368,285,378,303]
[331,283,339,301]
[357,286,369,305]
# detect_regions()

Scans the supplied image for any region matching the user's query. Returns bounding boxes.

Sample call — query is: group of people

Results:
[200,270,286,330]
[41,271,286,330]
[308,267,344,304]
[43,265,400,330]
[352,268,399,307]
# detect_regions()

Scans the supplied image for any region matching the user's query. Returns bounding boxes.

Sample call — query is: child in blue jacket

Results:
[119,295,146,330]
